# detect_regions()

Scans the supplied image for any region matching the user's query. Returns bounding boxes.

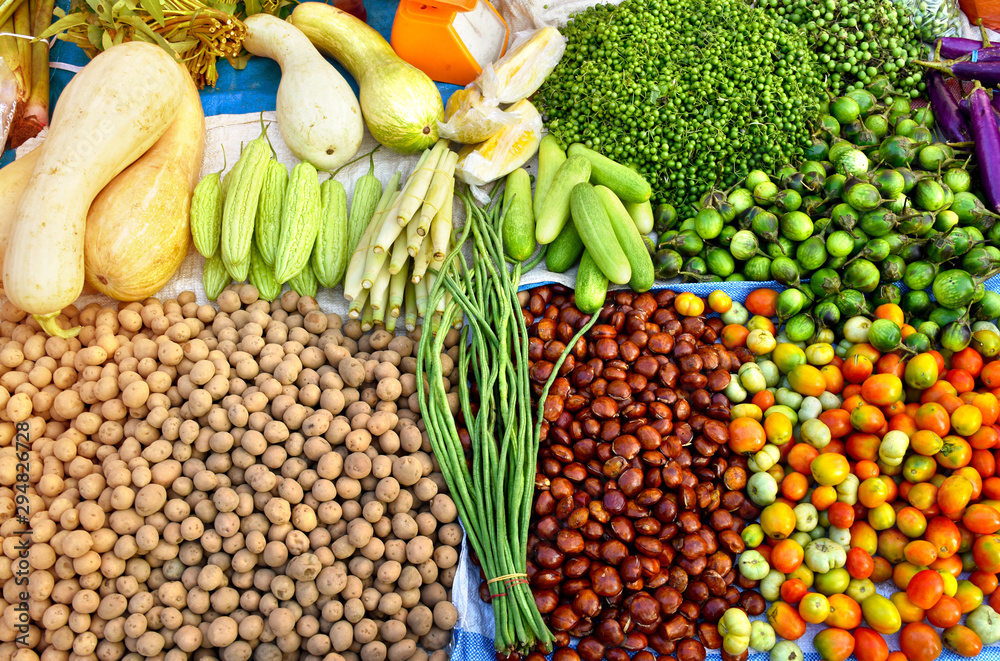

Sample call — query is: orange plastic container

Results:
[391,0,508,86]
[960,0,1000,31]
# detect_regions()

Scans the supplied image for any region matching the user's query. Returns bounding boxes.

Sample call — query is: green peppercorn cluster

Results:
[765,0,926,97]
[536,0,825,217]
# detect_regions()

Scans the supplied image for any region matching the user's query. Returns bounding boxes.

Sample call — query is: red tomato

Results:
[853,628,888,661]
[899,623,942,661]
[906,569,944,609]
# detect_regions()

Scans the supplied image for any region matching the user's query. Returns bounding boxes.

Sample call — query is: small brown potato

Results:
[392,457,421,487]
[406,605,433,636]
[387,639,416,661]
[391,514,418,541]
[343,453,372,480]
[378,592,403,616]
[330,620,354,652]
[421,627,451,652]
[405,536,434,565]
[338,358,365,388]
[381,618,406,644]
[375,477,399,504]
[437,523,463,547]
[413,478,438,503]
[432,601,458,630]
[267,608,296,637]
[415,513,437,537]
[433,546,458,570]
[208,616,239,646]
[360,641,387,661]
[430,495,458,523]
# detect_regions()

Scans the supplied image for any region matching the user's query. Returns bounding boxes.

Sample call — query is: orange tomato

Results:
[843,392,866,411]
[952,347,985,378]
[915,402,951,436]
[871,556,893,583]
[821,409,853,438]
[728,417,766,454]
[952,404,984,436]
[887,653,907,661]
[781,471,810,501]
[936,436,973,470]
[761,502,797,540]
[889,413,918,437]
[853,628,889,661]
[843,355,875,384]
[903,540,938,566]
[907,482,938,510]
[787,443,820,475]
[789,364,827,397]
[896,507,928,538]
[707,290,732,313]
[814,628,855,661]
[875,303,904,326]
[877,353,906,378]
[942,624,983,657]
[954,581,985,613]
[900,622,942,661]
[771,539,805,574]
[822,364,845,394]
[745,288,778,316]
[973,533,1000,573]
[846,433,881,462]
[846,546,874,580]
[766,600,807,640]
[720,324,749,349]
[926,594,963,628]
[780,578,809,605]
[893,561,923,590]
[826,593,862,629]
[955,467,983,498]
[812,485,838,510]
[974,392,1000,426]
[892,591,926,623]
[851,405,887,433]
[674,293,705,316]
[930,553,964,578]
[970,569,999,595]
[854,459,880,480]
[907,569,944,609]
[847,343,882,364]
[862,374,904,406]
[945,367,977,393]
[937,475,975,515]
[923,379,959,402]
[752,389,775,411]
[969,425,999,450]
[851,520,879,555]
[828,501,856,529]
[982,360,1000,388]
[938,393,967,415]
[984,476,1000,499]
[926,516,962,559]
[911,429,944,456]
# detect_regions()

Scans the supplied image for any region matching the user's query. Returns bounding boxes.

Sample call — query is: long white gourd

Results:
[243,14,364,171]
[2,41,187,337]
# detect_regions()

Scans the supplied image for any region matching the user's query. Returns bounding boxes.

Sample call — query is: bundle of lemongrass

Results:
[0,0,54,149]
[343,139,461,333]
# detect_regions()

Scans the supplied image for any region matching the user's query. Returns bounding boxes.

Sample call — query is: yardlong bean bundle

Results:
[416,193,597,654]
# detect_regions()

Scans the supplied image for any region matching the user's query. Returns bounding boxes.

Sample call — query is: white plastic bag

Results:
[478,27,566,105]
[437,86,520,144]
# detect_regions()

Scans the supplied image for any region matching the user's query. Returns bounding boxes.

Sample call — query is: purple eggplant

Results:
[928,70,972,141]
[917,59,1000,87]
[969,82,1000,212]
[993,91,1000,116]
[938,37,992,59]
[958,96,1000,133]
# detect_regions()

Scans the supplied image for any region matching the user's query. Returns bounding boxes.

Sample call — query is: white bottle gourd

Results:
[243,14,364,171]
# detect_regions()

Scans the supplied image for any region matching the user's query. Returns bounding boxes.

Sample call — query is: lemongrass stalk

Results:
[415,277,428,317]
[416,150,458,236]
[378,147,432,237]
[388,230,409,275]
[360,300,374,331]
[429,180,454,262]
[16,0,54,145]
[0,0,27,35]
[348,287,369,319]
[389,261,408,317]
[411,234,433,283]
[385,308,398,333]
[372,204,406,254]
[405,282,417,331]
[406,208,426,257]
[343,180,399,300]
[452,309,464,329]
[359,191,400,289]
[369,261,391,311]
[436,280,449,314]
[394,140,447,227]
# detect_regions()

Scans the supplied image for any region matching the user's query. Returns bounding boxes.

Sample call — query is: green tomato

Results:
[723,378,748,403]
[967,605,1000,645]
[739,550,770,581]
[798,396,823,421]
[750,621,776,652]
[804,538,847,574]
[837,474,860,505]
[741,523,765,549]
[819,391,843,410]
[814,567,851,596]
[775,387,804,410]
[847,577,876,602]
[829,526,851,547]
[721,300,749,326]
[794,503,818,532]
[801,418,832,449]
[790,531,813,548]
[719,608,752,655]
[739,363,768,394]
[748,472,778,506]
[760,569,786,602]
[757,359,781,387]
[771,641,803,661]
[879,430,909,465]
[749,445,781,473]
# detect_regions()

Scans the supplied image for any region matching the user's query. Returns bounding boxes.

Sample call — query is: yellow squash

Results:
[84,69,205,301]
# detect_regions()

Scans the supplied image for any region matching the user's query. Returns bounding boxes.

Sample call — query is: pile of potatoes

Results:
[0,285,465,661]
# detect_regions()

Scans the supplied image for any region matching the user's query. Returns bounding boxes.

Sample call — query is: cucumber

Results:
[533,134,566,221]
[575,250,609,314]
[570,182,631,285]
[625,199,654,235]
[568,143,652,203]
[545,221,584,273]
[535,155,591,244]
[502,168,536,261]
[594,185,654,292]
